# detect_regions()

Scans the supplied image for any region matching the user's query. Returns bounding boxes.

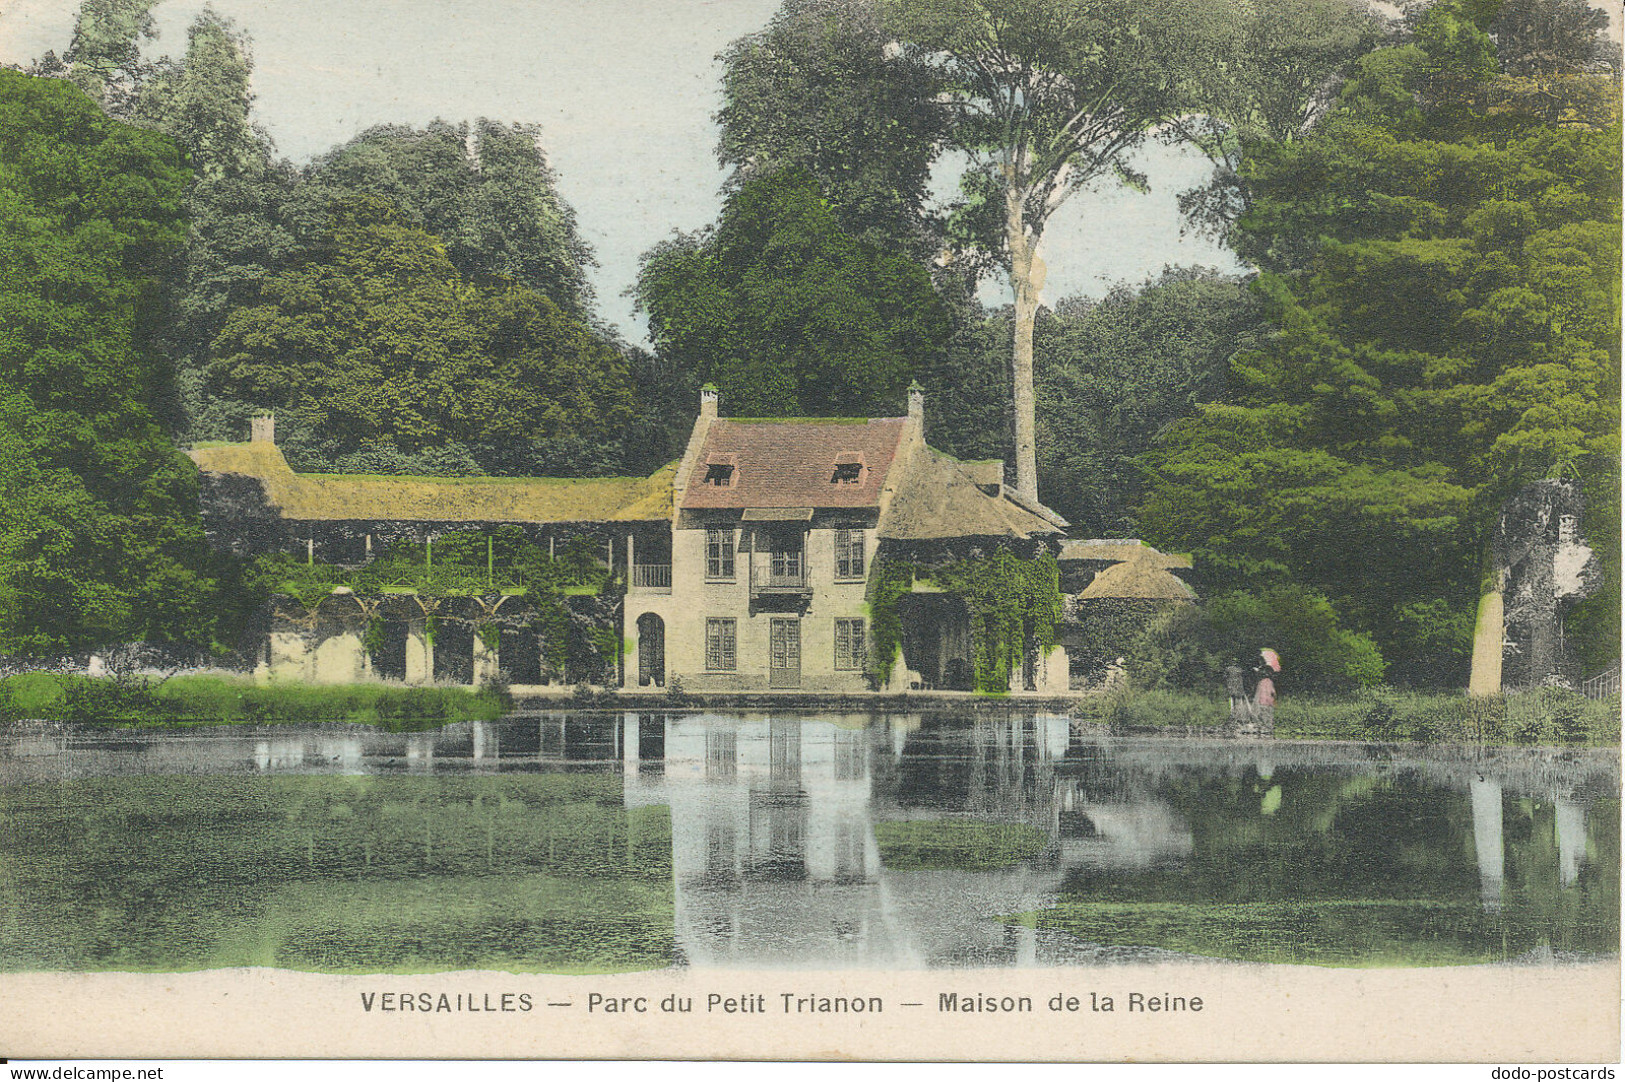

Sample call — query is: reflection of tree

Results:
[1061,771,1478,904]
[0,774,673,972]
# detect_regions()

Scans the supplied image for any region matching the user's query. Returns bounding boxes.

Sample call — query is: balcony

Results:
[630,563,672,592]
[750,561,811,603]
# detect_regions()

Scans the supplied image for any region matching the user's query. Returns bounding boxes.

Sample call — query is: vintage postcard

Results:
[0,0,1619,1065]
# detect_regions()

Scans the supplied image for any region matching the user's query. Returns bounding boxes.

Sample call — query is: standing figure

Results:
[1224,663,1250,731]
[1253,648,1281,736]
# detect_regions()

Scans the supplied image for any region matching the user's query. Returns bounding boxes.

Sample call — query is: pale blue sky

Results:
[1,0,1245,341]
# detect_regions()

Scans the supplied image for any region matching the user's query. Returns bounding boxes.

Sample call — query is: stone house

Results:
[190,388,1071,693]
[626,386,1068,693]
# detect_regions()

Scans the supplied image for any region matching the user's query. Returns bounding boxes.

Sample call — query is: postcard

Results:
[0,0,1619,1065]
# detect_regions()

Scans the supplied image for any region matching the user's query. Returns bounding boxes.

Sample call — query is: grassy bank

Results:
[1077,686,1620,746]
[0,673,510,730]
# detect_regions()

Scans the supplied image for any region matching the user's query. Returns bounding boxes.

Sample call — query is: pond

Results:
[0,712,1616,973]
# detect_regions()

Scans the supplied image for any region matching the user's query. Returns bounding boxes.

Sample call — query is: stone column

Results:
[405,620,432,685]
[270,630,311,682]
[472,631,499,686]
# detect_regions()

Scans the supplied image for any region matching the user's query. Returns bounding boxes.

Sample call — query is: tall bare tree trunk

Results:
[1005,179,1044,503]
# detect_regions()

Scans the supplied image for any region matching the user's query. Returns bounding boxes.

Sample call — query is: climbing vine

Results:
[866,550,1062,693]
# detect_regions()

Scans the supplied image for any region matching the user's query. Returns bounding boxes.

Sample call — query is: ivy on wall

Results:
[866,549,1062,693]
[245,530,623,682]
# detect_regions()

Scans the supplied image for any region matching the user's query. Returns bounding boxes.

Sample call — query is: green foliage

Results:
[1142,7,1621,684]
[1036,268,1266,534]
[1126,585,1387,692]
[1,674,509,728]
[867,550,1062,692]
[717,0,949,261]
[0,70,220,654]
[1163,0,1383,240]
[1071,683,1619,745]
[211,196,636,475]
[637,169,951,417]
[302,119,596,319]
[62,0,159,114]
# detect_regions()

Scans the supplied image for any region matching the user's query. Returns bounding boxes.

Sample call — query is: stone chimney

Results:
[700,384,719,420]
[250,413,276,444]
[907,380,925,421]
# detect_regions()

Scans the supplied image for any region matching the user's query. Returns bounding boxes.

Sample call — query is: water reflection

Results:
[0,712,1617,972]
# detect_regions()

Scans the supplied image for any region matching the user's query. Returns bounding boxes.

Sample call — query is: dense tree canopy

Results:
[302,120,596,320]
[1036,268,1265,536]
[637,169,951,417]
[0,70,217,653]
[211,197,636,476]
[717,0,949,262]
[1141,0,1621,684]
[1163,0,1383,240]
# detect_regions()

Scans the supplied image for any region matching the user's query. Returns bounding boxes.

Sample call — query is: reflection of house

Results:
[192,388,1070,693]
[621,713,1075,968]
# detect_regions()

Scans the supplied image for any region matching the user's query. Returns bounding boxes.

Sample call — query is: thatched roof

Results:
[1060,539,1192,569]
[1077,558,1198,602]
[188,442,676,524]
[879,445,1065,541]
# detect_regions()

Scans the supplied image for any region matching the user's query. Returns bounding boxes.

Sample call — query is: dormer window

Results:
[703,453,737,487]
[831,453,864,485]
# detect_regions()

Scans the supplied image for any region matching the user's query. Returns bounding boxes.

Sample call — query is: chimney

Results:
[250,413,276,445]
[700,384,719,420]
[907,381,924,421]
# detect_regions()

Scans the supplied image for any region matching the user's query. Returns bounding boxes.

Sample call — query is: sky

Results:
[3,0,1248,342]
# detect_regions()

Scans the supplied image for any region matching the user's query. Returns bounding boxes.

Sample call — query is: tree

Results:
[62,0,159,116]
[717,0,950,261]
[0,70,217,653]
[637,169,951,417]
[1161,0,1383,241]
[881,0,1195,503]
[301,119,596,319]
[1035,267,1265,535]
[127,11,296,445]
[211,196,636,475]
[1141,0,1621,684]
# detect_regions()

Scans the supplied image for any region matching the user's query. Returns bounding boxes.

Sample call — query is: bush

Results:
[1126,584,1385,693]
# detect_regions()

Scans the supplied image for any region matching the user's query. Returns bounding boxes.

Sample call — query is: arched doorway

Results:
[637,613,665,687]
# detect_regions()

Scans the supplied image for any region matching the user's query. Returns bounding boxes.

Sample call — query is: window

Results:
[831,462,862,484]
[834,528,865,580]
[835,618,866,671]
[703,453,737,487]
[706,528,735,580]
[768,529,803,582]
[706,618,737,671]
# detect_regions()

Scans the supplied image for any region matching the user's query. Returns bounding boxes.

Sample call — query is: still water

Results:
[0,712,1617,972]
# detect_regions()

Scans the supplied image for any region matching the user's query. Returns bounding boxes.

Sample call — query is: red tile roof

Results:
[681,418,907,509]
